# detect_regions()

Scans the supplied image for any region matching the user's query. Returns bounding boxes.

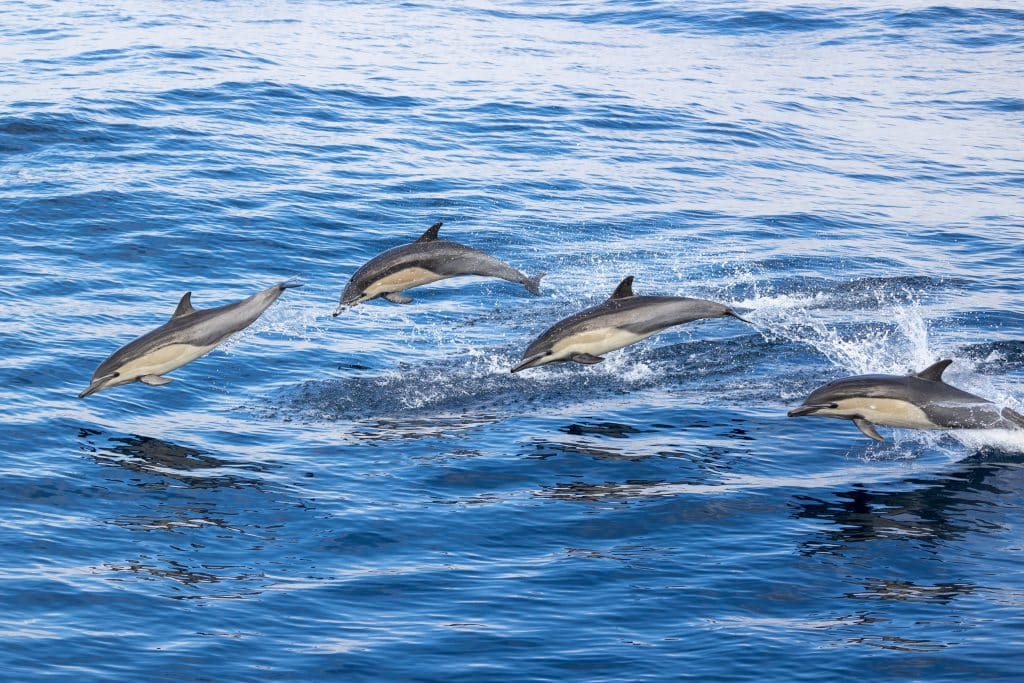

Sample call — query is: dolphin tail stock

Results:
[523,272,545,296]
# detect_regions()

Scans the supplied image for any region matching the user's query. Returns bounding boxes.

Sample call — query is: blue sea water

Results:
[2,0,1024,679]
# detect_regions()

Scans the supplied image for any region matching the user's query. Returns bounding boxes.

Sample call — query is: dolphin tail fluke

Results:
[853,417,884,442]
[278,277,304,290]
[523,272,545,296]
[1000,407,1024,429]
[727,309,754,325]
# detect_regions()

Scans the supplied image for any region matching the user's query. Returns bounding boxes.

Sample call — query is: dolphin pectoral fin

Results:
[383,293,413,304]
[572,353,605,365]
[140,375,173,387]
[853,417,884,442]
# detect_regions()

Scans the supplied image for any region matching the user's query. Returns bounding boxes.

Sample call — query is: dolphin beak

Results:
[78,382,103,399]
[332,304,347,317]
[79,372,119,399]
[511,353,547,374]
[787,403,835,417]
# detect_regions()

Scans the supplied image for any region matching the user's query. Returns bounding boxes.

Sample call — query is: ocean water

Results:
[2,0,1023,679]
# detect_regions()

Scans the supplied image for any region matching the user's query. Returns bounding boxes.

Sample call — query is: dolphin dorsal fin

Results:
[916,359,953,382]
[610,276,635,300]
[416,222,443,243]
[172,292,196,319]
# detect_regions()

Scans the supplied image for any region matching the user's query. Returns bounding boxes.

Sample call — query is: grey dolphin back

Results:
[340,221,543,307]
[421,221,543,294]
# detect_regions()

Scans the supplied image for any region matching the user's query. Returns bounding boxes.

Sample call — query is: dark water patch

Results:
[846,578,976,603]
[158,81,424,112]
[80,432,271,490]
[793,454,1024,555]
[577,101,696,132]
[887,6,1024,29]
[152,46,278,65]
[0,111,146,155]
[916,96,1024,114]
[749,212,881,235]
[479,4,851,36]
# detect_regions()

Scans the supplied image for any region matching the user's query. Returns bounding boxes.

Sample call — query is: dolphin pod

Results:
[78,220,1024,446]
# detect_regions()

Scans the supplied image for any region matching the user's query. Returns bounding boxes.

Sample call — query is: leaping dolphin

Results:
[79,280,302,398]
[787,359,1024,441]
[511,275,751,373]
[333,221,544,314]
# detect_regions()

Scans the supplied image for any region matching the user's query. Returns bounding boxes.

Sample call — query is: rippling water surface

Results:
[2,1,1023,680]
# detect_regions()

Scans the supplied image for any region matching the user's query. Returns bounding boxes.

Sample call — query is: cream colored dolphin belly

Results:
[550,327,653,361]
[118,342,219,380]
[365,267,444,297]
[832,397,939,429]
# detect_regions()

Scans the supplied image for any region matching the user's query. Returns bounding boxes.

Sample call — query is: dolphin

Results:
[787,359,1024,441]
[333,221,544,314]
[79,280,302,398]
[511,275,751,373]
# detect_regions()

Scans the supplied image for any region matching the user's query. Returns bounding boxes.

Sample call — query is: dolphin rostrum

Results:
[787,359,1024,441]
[511,275,751,373]
[79,280,302,398]
[333,221,544,314]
